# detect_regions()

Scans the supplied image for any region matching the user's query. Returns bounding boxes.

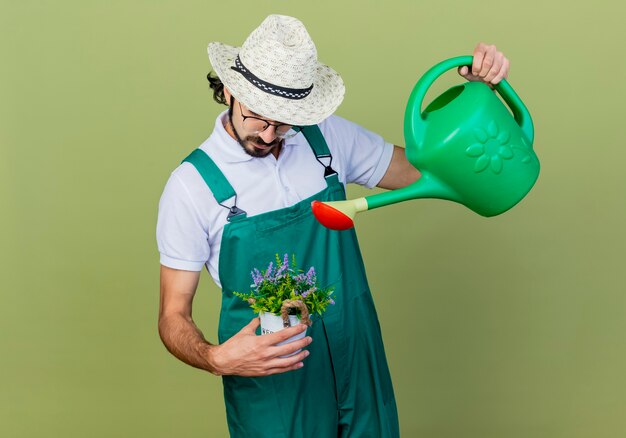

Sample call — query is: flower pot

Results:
[259,300,312,358]
[259,311,307,358]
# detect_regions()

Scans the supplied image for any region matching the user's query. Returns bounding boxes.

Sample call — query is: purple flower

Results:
[264,262,274,279]
[251,268,263,286]
[301,287,316,298]
[275,254,289,278]
[329,299,335,305]
[305,267,316,284]
[275,264,286,278]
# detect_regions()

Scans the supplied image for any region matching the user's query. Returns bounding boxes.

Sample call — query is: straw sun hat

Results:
[207,15,345,126]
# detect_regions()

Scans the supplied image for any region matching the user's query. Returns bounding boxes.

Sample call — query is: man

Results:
[157,14,509,437]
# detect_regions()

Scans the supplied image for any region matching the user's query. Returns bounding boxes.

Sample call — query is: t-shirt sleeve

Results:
[323,115,394,188]
[156,171,210,271]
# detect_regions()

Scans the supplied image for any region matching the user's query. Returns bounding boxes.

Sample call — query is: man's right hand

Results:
[207,317,313,377]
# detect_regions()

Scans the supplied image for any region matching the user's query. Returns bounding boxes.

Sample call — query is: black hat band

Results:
[230,55,314,100]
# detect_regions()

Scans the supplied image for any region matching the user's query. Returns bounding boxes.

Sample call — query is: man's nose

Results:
[258,126,278,143]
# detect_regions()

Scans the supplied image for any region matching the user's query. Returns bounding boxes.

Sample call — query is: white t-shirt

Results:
[157,111,394,287]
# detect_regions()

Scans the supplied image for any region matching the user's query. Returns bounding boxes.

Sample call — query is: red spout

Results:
[311,201,354,230]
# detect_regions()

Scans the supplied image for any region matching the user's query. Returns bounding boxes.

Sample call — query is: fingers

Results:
[491,57,509,84]
[236,345,312,377]
[478,44,497,78]
[262,349,311,375]
[471,43,509,84]
[472,43,486,76]
[261,323,308,345]
[483,53,502,83]
[261,362,305,376]
[272,334,313,357]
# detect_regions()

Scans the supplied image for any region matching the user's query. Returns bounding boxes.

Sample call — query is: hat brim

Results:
[208,42,345,126]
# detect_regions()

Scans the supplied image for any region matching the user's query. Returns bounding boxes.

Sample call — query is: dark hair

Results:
[207,71,227,105]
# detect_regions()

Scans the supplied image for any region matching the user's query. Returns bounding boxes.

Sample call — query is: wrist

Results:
[203,343,224,376]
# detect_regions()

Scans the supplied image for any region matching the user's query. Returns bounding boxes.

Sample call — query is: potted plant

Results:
[234,254,335,356]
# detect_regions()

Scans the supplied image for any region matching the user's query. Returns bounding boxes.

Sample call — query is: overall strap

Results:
[181,149,247,221]
[296,125,338,178]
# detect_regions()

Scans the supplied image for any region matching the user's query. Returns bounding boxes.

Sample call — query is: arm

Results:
[377,145,421,190]
[158,266,212,371]
[158,265,312,376]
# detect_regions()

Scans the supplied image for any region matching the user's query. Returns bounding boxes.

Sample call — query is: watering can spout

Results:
[311,173,455,231]
[366,173,455,210]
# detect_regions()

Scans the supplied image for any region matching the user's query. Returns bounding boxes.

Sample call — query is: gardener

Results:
[157,14,509,437]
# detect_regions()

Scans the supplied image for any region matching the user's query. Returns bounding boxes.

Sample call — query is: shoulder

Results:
[159,139,223,216]
[164,160,211,202]
[314,116,394,188]
[317,115,388,149]
[317,114,369,139]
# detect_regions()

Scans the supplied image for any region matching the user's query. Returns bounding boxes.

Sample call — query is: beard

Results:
[228,113,282,158]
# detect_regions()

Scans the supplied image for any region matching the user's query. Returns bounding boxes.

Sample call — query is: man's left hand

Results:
[458,42,509,85]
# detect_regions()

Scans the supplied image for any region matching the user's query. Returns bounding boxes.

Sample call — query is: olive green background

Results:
[1,0,625,437]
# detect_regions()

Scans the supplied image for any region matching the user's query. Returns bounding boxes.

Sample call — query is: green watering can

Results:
[311,56,540,230]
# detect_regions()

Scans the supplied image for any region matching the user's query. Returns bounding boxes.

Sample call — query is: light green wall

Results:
[1,1,625,437]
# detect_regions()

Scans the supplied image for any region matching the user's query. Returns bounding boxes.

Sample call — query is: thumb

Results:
[458,65,469,77]
[241,317,260,334]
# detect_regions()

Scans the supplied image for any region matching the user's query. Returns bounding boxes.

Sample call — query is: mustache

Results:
[246,136,280,147]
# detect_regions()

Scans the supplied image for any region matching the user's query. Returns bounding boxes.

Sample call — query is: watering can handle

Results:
[406,56,534,144]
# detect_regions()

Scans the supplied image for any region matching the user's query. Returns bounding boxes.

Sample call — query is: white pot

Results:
[259,311,307,358]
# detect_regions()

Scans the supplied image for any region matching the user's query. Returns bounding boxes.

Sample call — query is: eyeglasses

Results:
[238,102,298,139]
